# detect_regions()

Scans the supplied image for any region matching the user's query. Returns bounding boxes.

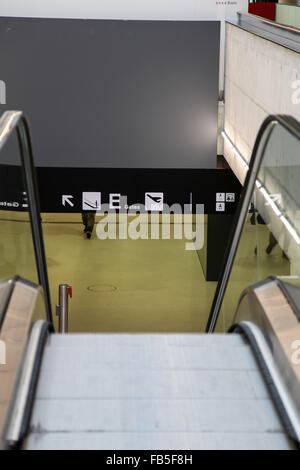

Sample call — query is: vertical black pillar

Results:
[198,213,235,281]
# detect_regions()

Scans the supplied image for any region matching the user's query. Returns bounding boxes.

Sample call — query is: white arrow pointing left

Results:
[62,195,74,207]
[265,193,282,206]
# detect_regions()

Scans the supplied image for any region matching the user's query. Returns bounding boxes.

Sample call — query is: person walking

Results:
[81,211,96,239]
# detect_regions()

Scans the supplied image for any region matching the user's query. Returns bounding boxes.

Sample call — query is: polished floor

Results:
[42,214,216,333]
[0,211,291,333]
[215,215,290,331]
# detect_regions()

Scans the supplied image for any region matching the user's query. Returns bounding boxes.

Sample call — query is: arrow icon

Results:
[62,195,74,207]
[267,193,281,205]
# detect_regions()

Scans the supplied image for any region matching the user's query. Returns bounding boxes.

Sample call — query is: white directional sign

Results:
[268,194,282,205]
[62,195,74,207]
[216,202,225,212]
[226,193,235,202]
[145,192,164,211]
[216,193,225,202]
[82,192,101,210]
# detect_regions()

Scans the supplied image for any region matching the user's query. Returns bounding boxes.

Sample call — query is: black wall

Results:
[0,17,240,215]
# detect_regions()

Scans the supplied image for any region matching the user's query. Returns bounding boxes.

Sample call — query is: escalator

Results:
[0,111,300,449]
[0,275,299,450]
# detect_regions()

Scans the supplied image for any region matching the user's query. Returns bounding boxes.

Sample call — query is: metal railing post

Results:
[56,284,72,333]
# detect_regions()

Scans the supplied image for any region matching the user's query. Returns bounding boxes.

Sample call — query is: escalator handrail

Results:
[0,111,53,327]
[1,319,51,449]
[0,276,20,332]
[229,320,300,447]
[206,114,300,333]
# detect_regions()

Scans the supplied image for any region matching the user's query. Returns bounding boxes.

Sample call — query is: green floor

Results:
[215,215,291,331]
[0,211,291,333]
[42,215,216,333]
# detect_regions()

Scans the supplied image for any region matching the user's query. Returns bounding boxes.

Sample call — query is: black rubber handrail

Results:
[228,320,299,448]
[0,111,53,327]
[206,114,300,332]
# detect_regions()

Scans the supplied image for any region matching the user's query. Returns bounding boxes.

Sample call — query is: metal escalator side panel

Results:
[231,277,300,445]
[5,320,49,449]
[0,278,50,450]
[277,280,300,323]
[0,277,19,332]
[0,111,22,152]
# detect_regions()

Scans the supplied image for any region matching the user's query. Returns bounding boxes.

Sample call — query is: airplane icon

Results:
[145,192,164,211]
[146,194,162,203]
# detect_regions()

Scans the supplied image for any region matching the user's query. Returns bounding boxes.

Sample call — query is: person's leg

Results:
[266,232,277,254]
[82,212,88,232]
[89,212,96,231]
[86,212,96,239]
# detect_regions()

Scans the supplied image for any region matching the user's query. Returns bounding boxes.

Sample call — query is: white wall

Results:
[224,23,300,278]
[0,1,247,21]
[276,4,300,29]
[224,23,300,184]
